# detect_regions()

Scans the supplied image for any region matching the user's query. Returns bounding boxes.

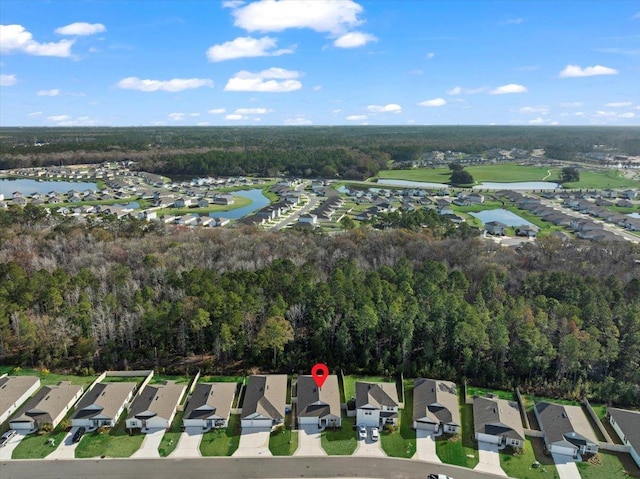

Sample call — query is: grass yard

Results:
[0,366,96,388]
[500,437,559,479]
[466,386,515,401]
[321,416,357,455]
[435,403,479,468]
[380,381,415,458]
[342,375,396,404]
[158,410,184,457]
[149,374,191,385]
[577,451,640,479]
[12,427,68,459]
[377,165,558,184]
[75,415,144,458]
[269,424,298,456]
[199,414,241,456]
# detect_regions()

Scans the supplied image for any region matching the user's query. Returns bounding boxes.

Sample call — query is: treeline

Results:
[0,213,639,407]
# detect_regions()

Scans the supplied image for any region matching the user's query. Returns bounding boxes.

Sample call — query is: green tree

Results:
[560,167,580,183]
[254,316,294,367]
[450,168,475,186]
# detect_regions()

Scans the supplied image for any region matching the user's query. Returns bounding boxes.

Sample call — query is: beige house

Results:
[0,376,41,424]
[535,402,598,459]
[9,381,83,431]
[183,382,237,430]
[71,382,136,430]
[473,396,525,448]
[125,381,185,431]
[413,378,460,434]
[296,375,341,428]
[240,375,287,429]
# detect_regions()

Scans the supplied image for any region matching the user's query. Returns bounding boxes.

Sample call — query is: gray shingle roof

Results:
[183,382,236,421]
[126,381,185,421]
[413,378,460,427]
[608,408,640,453]
[73,382,136,420]
[535,402,598,447]
[241,375,287,421]
[296,375,341,420]
[0,376,40,415]
[11,381,82,426]
[473,396,524,441]
[356,381,399,409]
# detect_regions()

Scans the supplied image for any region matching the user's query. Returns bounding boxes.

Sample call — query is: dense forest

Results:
[1,126,639,178]
[0,210,639,407]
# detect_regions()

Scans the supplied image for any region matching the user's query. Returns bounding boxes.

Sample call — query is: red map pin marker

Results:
[311,363,329,388]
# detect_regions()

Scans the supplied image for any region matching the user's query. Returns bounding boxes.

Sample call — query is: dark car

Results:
[72,427,86,443]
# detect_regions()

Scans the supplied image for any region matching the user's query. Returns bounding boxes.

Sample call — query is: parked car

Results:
[0,429,17,447]
[428,474,454,479]
[358,424,367,440]
[72,426,86,443]
[371,427,379,441]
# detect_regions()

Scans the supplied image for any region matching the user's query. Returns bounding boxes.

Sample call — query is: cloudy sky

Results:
[1,0,638,126]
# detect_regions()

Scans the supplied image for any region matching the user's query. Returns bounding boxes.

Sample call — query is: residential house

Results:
[534,402,598,459]
[355,381,400,428]
[473,396,525,448]
[197,198,210,208]
[296,375,341,428]
[174,197,193,208]
[468,193,485,204]
[71,381,136,430]
[516,225,539,238]
[413,378,460,434]
[0,376,41,424]
[298,213,318,224]
[240,375,287,429]
[485,221,507,235]
[125,381,185,431]
[10,381,83,431]
[607,408,640,468]
[183,382,237,430]
[212,194,235,205]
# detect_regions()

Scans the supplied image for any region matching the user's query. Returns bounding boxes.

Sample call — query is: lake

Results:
[210,188,270,220]
[473,181,562,190]
[470,209,536,227]
[377,179,449,188]
[0,178,97,198]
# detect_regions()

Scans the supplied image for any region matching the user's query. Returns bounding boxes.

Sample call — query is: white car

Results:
[0,430,17,448]
[371,427,379,441]
[358,425,367,440]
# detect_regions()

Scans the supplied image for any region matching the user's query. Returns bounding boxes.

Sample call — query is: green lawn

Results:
[563,169,639,189]
[435,403,479,468]
[380,382,415,458]
[158,410,184,457]
[75,414,144,458]
[269,424,298,456]
[321,416,357,455]
[199,414,241,456]
[466,386,514,401]
[377,165,557,184]
[342,375,395,404]
[12,427,69,459]
[500,437,559,479]
[577,452,640,479]
[0,365,96,388]
[150,374,191,385]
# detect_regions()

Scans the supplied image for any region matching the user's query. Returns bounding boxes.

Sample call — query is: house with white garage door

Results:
[473,395,525,448]
[71,381,136,430]
[125,381,185,431]
[534,402,598,459]
[356,381,400,428]
[607,407,640,467]
[9,381,83,432]
[240,375,287,429]
[0,375,40,425]
[183,382,237,430]
[296,375,341,428]
[413,378,460,434]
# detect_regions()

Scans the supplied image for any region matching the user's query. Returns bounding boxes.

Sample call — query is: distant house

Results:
[197,198,210,208]
[0,376,41,424]
[174,197,193,208]
[473,396,525,448]
[468,193,485,204]
[212,194,235,205]
[183,382,237,430]
[607,408,640,468]
[10,381,83,431]
[516,225,539,237]
[534,402,598,459]
[413,378,460,434]
[296,375,341,428]
[240,375,287,429]
[298,213,318,224]
[125,381,185,431]
[71,382,136,429]
[485,221,507,235]
[356,381,400,428]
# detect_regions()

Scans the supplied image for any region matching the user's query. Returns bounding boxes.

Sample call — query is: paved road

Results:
[0,457,514,479]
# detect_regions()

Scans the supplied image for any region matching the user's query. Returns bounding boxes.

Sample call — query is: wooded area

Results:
[1,211,639,407]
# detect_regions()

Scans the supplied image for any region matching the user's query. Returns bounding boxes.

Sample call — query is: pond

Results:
[628,213,640,219]
[376,179,449,188]
[473,181,562,190]
[0,178,97,198]
[470,209,536,227]
[209,188,270,220]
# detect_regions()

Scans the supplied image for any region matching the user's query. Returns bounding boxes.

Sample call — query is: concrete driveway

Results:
[414,429,441,463]
[170,427,202,458]
[474,441,507,476]
[552,453,582,479]
[353,427,386,457]
[47,427,81,459]
[131,428,164,458]
[0,430,26,460]
[233,427,272,457]
[294,424,326,456]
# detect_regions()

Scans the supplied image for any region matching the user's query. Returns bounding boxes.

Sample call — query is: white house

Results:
[71,382,136,430]
[240,375,287,429]
[296,375,341,428]
[355,381,400,428]
[413,378,460,434]
[0,376,41,425]
[473,396,525,448]
[10,381,83,431]
[608,408,640,467]
[183,382,237,430]
[125,381,185,431]
[534,402,598,459]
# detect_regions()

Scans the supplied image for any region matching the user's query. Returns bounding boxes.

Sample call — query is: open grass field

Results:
[577,451,640,479]
[321,416,357,455]
[199,414,241,456]
[563,169,639,189]
[435,403,479,468]
[380,381,415,458]
[500,437,559,479]
[157,410,184,457]
[75,415,144,458]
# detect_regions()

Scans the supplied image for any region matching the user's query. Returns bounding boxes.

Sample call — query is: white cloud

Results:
[367,103,402,113]
[208,108,226,114]
[332,109,342,113]
[0,24,75,57]
[346,114,367,120]
[605,101,632,107]
[333,31,377,48]
[168,112,186,121]
[232,0,364,35]
[560,102,583,108]
[426,52,435,59]
[225,113,248,120]
[48,114,71,122]
[189,113,200,117]
[313,85,322,91]
[223,0,245,8]
[490,83,528,94]
[0,73,16,86]
[559,64,618,78]
[206,36,293,62]
[54,22,106,36]
[574,112,585,117]
[284,116,313,125]
[446,85,487,95]
[27,111,43,117]
[418,98,446,107]
[37,89,60,96]
[235,107,269,114]
[116,77,214,92]
[519,106,549,114]
[224,67,302,92]
[619,112,635,118]
[197,122,211,126]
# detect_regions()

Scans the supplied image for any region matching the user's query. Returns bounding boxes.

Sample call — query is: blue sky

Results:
[1,0,638,126]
